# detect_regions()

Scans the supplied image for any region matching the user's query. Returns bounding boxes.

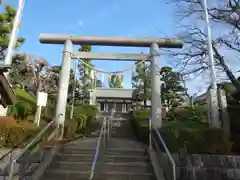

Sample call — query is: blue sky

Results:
[6,0,202,93]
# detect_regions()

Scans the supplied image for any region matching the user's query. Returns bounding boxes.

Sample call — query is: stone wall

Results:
[161,153,240,180]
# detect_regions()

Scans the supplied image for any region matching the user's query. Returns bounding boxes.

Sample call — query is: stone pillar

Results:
[150,43,162,128]
[114,100,116,112]
[55,40,73,125]
[106,103,108,112]
[97,103,101,112]
[218,89,230,133]
[91,89,96,105]
[207,89,221,128]
[89,90,93,105]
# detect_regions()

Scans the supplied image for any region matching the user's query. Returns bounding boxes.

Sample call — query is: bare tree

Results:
[167,0,240,92]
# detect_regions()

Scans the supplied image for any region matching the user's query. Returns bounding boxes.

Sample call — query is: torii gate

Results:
[39,34,183,130]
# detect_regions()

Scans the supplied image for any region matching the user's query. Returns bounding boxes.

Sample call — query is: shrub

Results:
[64,120,78,140]
[14,88,36,115]
[0,117,39,148]
[7,101,31,120]
[160,127,231,154]
[165,105,208,124]
[131,109,232,154]
[131,109,150,144]
[63,104,99,138]
[227,105,240,153]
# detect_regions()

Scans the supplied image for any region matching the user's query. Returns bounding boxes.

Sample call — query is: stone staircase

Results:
[40,138,97,180]
[110,114,136,139]
[98,139,156,180]
[99,114,156,180]
[40,116,157,180]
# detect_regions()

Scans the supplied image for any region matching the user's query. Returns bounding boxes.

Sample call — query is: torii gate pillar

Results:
[150,43,162,128]
[39,34,183,130]
[55,40,73,125]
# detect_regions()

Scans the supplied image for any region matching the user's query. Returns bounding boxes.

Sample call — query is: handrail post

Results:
[149,116,152,150]
[103,117,106,148]
[107,116,110,140]
[8,159,16,180]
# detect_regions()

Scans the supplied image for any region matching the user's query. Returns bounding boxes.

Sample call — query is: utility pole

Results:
[201,0,220,128]
[5,0,25,66]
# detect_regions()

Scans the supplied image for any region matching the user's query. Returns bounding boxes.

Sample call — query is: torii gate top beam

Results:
[39,34,183,48]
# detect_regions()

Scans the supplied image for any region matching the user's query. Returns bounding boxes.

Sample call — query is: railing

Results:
[6,113,63,180]
[0,134,32,170]
[108,108,115,139]
[149,117,176,180]
[89,116,107,180]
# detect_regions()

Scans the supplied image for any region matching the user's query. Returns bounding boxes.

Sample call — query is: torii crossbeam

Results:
[39,34,183,132]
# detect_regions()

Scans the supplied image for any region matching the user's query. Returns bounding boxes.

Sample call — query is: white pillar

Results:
[218,89,229,133]
[150,43,162,128]
[114,100,116,112]
[55,40,73,125]
[207,89,220,128]
[106,103,108,112]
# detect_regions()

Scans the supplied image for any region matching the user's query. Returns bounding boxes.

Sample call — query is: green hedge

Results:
[64,104,99,139]
[227,105,240,153]
[160,128,231,154]
[164,105,208,125]
[131,109,232,154]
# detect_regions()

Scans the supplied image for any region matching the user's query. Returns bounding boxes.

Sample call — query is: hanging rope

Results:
[78,57,151,74]
[63,51,162,87]
[63,50,162,75]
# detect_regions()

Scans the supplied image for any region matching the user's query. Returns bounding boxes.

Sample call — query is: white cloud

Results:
[77,20,84,27]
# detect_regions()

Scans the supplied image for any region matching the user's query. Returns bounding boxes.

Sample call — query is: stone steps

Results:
[40,140,97,180]
[49,161,152,173]
[61,147,96,154]
[43,169,154,180]
[106,148,146,156]
[98,146,156,180]
[40,118,157,180]
[53,152,148,163]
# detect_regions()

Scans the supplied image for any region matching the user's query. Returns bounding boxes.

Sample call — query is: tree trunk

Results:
[212,45,240,92]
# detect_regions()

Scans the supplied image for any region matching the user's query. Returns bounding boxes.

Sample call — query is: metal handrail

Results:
[7,113,63,180]
[89,116,107,180]
[108,108,115,140]
[0,134,31,163]
[149,117,176,180]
